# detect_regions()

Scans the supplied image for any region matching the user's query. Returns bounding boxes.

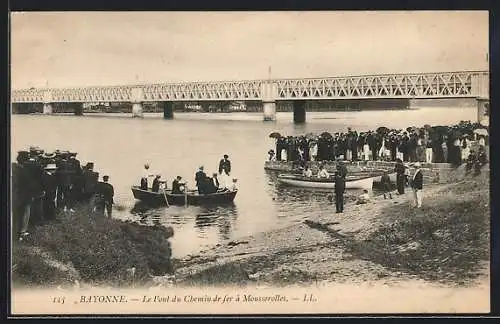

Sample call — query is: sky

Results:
[10,11,489,89]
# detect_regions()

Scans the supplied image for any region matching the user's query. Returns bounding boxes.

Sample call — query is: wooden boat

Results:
[277,173,377,190]
[131,186,237,206]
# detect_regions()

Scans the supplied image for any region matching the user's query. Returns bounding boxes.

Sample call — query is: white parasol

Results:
[473,128,488,136]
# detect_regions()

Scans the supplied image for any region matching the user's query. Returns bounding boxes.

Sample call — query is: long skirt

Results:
[363,144,370,161]
[396,174,405,194]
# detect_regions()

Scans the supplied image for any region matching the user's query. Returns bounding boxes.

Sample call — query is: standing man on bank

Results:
[95,175,114,218]
[411,162,423,208]
[334,170,346,213]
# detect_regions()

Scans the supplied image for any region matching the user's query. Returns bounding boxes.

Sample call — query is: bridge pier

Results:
[263,101,276,121]
[293,100,306,124]
[162,101,174,119]
[74,103,83,116]
[43,103,53,115]
[132,103,143,118]
[477,98,489,126]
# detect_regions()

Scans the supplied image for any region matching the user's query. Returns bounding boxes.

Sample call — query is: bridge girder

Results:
[11,71,488,103]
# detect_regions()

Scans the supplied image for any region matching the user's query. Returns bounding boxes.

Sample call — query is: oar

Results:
[161,186,170,207]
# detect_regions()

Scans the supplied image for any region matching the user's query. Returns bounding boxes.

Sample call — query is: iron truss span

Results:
[11,71,488,103]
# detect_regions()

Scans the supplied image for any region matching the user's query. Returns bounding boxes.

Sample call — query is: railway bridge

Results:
[11,70,489,124]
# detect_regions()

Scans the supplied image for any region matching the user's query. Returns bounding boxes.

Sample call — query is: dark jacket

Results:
[95,181,114,204]
[334,174,346,194]
[172,179,184,194]
[218,159,231,174]
[394,163,405,175]
[411,170,423,190]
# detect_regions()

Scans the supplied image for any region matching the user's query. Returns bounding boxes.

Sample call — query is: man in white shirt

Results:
[228,178,238,191]
[303,166,313,177]
[141,163,155,190]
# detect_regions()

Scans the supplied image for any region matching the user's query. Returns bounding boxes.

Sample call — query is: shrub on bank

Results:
[351,179,489,284]
[12,204,174,287]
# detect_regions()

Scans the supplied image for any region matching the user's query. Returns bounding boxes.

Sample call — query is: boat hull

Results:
[131,186,237,206]
[277,174,374,190]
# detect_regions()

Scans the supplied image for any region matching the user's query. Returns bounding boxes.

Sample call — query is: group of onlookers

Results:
[268,121,489,166]
[12,146,113,240]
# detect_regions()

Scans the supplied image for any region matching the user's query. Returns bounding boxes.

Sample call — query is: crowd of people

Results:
[139,154,238,195]
[268,120,489,166]
[12,146,114,240]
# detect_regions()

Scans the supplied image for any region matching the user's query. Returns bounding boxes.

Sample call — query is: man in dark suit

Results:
[334,171,346,213]
[42,163,58,221]
[411,162,423,208]
[218,154,231,176]
[195,166,208,194]
[95,175,114,218]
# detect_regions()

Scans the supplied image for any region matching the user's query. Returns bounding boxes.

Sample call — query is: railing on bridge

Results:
[11,70,489,103]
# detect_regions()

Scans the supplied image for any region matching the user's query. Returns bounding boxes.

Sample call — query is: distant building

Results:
[229,101,247,112]
[185,103,203,111]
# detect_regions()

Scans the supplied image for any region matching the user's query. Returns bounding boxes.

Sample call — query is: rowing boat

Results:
[277,173,376,190]
[131,186,237,206]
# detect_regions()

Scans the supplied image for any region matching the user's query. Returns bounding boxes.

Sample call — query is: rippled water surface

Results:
[11,107,476,257]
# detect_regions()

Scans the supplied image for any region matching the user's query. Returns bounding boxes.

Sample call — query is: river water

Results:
[11,107,476,258]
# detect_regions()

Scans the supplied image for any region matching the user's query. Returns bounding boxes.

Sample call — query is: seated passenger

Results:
[171,176,186,194]
[228,178,238,191]
[302,166,313,177]
[268,149,276,161]
[205,173,220,194]
[356,189,370,204]
[317,166,330,178]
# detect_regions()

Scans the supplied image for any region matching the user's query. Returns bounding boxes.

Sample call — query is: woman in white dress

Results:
[461,136,470,162]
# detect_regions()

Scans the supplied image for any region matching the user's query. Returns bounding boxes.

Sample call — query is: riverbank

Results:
[171,168,489,288]
[12,204,175,288]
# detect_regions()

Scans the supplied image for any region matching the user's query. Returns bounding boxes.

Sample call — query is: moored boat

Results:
[277,173,376,190]
[131,186,237,206]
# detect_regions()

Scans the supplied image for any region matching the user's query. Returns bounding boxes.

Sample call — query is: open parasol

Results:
[376,126,390,135]
[320,131,333,140]
[473,128,488,136]
[269,132,282,139]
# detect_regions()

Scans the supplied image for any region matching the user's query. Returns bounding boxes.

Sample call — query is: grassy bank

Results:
[350,178,489,284]
[12,204,175,288]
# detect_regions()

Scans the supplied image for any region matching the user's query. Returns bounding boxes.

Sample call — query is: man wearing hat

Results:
[42,163,58,220]
[334,170,346,213]
[195,166,208,194]
[411,162,423,208]
[219,154,231,174]
[94,175,114,218]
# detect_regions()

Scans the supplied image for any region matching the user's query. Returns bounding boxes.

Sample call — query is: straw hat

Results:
[45,163,57,170]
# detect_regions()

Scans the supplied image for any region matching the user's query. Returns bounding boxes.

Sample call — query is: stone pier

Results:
[476,98,489,126]
[263,101,277,121]
[162,101,174,119]
[43,90,53,115]
[131,87,144,118]
[293,100,306,124]
[261,81,279,121]
[43,103,53,115]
